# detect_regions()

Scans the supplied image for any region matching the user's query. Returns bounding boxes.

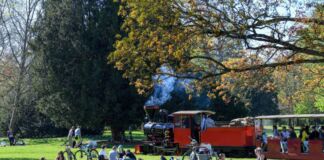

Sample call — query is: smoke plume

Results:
[145,66,176,106]
[145,66,211,108]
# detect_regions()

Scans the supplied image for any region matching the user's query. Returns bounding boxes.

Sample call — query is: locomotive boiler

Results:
[143,105,174,146]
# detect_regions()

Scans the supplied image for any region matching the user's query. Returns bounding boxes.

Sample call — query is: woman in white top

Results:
[99,145,108,160]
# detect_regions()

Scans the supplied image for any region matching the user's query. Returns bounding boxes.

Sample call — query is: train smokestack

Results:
[144,105,160,122]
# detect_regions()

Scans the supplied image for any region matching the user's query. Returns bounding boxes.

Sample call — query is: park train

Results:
[135,105,324,160]
[137,105,256,157]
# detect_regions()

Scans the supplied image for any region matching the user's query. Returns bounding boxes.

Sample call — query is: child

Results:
[255,147,266,160]
[160,154,167,160]
[219,153,226,160]
[56,151,65,160]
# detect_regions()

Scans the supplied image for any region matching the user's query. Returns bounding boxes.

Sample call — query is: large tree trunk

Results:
[111,126,125,142]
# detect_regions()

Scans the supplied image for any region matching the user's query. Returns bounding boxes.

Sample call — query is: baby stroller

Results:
[182,139,217,160]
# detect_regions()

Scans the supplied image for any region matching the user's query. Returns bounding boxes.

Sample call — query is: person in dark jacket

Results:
[7,129,15,145]
[309,126,320,140]
[160,154,167,160]
[273,125,279,137]
[289,126,297,139]
[125,149,136,160]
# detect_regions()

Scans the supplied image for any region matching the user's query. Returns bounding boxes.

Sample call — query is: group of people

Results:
[67,126,82,148]
[260,125,324,153]
[99,145,137,160]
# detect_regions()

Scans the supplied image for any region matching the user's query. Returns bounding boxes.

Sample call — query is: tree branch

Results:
[158,59,324,80]
[189,55,229,70]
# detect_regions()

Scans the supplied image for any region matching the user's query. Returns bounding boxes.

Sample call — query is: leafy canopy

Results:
[109,0,323,99]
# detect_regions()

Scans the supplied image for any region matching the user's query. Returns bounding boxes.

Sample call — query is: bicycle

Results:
[63,146,76,160]
[74,144,99,160]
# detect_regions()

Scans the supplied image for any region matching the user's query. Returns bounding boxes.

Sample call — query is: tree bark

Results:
[111,126,125,142]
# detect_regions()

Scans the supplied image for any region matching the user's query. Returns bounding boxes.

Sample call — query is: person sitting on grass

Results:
[160,154,167,160]
[99,145,108,160]
[219,153,226,160]
[56,151,65,160]
[125,149,137,160]
[117,145,126,159]
[109,145,118,160]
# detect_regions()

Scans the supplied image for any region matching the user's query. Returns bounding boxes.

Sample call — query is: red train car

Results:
[172,110,255,156]
[255,114,324,160]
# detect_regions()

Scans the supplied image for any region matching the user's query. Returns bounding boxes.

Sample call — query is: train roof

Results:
[171,110,215,116]
[255,114,324,119]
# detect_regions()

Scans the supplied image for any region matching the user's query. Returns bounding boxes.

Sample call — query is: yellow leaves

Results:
[222,57,249,69]
[207,91,217,99]
[115,62,124,70]
[168,45,174,55]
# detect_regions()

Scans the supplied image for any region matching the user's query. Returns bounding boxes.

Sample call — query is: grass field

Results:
[0,131,254,160]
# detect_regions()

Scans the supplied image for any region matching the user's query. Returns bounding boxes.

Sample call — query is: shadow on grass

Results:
[0,158,37,160]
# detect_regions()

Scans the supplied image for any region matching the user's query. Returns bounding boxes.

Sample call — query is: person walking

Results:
[7,129,15,146]
[67,126,75,148]
[74,126,81,146]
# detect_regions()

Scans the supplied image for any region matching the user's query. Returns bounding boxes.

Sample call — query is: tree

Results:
[273,6,323,114]
[274,63,323,114]
[109,0,323,99]
[0,0,41,133]
[32,0,144,140]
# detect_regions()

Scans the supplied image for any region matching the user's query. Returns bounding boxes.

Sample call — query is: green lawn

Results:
[0,131,254,160]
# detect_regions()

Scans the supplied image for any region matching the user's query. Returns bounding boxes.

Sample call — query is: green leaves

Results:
[33,0,144,136]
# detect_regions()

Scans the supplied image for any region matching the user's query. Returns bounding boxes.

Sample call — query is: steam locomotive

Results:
[139,105,256,156]
[142,105,175,152]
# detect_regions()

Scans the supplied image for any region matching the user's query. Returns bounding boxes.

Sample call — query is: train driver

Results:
[201,114,215,131]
